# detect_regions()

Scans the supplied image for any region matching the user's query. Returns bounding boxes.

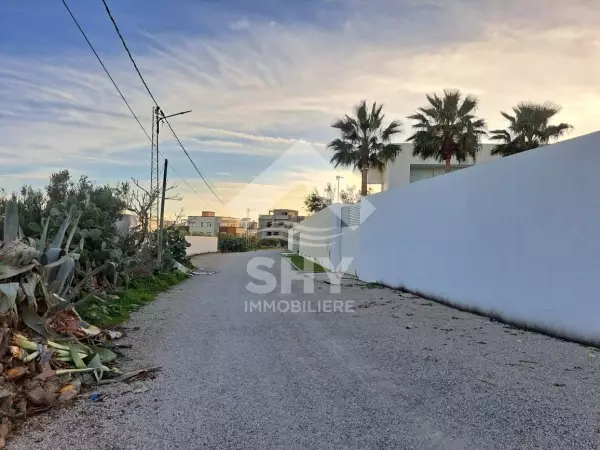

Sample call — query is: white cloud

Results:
[229,18,250,31]
[1,0,598,201]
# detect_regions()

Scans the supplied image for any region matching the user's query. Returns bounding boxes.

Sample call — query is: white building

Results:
[368,143,497,190]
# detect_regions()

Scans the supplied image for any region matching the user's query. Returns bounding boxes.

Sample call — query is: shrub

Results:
[257,238,286,248]
[218,234,248,253]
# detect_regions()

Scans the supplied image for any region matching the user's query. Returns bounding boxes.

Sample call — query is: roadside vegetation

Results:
[0,170,192,446]
[218,234,286,253]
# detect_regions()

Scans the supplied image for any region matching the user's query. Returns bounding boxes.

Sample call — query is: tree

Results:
[304,189,330,213]
[329,101,402,196]
[340,185,361,204]
[490,102,573,157]
[407,90,487,173]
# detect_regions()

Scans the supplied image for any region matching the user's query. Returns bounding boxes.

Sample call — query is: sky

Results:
[0,0,598,220]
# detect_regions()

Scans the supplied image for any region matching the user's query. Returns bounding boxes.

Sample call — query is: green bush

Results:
[257,238,286,248]
[218,234,248,253]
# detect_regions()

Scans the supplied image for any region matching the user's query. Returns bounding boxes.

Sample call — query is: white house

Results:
[368,143,498,191]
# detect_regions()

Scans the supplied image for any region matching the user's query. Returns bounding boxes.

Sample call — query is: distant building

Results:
[240,217,257,230]
[187,212,242,236]
[258,209,305,242]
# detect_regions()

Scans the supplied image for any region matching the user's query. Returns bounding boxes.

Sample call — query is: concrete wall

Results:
[296,205,342,271]
[358,132,600,345]
[185,236,218,256]
[340,226,359,275]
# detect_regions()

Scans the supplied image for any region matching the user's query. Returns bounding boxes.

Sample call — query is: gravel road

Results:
[9,250,600,449]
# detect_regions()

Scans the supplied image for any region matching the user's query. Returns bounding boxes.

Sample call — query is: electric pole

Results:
[150,106,161,230]
[150,107,192,231]
[157,158,168,265]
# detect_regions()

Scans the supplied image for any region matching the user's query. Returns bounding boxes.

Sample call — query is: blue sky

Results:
[1,0,598,218]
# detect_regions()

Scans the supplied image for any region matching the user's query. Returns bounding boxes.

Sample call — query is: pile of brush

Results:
[0,201,128,447]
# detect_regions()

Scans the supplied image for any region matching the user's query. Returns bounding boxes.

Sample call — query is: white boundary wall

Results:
[296,205,342,271]
[358,132,600,345]
[185,236,218,256]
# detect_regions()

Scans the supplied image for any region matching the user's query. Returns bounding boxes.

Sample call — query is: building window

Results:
[208,222,212,227]
[273,232,279,236]
[267,232,272,236]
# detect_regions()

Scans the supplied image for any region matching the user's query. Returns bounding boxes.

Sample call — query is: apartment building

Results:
[258,209,305,241]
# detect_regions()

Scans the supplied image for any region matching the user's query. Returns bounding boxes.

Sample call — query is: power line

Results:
[60,0,213,209]
[99,0,226,206]
[60,0,150,143]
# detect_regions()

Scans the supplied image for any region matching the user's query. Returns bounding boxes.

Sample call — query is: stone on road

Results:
[9,251,600,449]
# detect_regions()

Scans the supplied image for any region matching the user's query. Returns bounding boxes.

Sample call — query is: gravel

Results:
[8,250,600,449]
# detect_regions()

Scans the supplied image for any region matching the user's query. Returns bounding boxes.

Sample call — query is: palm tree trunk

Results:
[361,168,369,196]
[445,154,451,173]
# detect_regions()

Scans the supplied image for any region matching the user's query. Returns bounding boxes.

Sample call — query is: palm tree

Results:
[407,90,487,173]
[490,102,572,157]
[328,101,402,196]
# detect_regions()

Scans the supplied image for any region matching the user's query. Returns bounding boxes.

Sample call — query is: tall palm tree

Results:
[490,102,572,157]
[328,101,402,196]
[407,90,487,173]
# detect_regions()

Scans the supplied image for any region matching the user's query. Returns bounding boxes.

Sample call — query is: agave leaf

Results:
[42,247,64,266]
[21,272,40,310]
[65,212,82,251]
[53,256,75,296]
[86,353,104,382]
[37,217,49,253]
[22,309,52,337]
[0,283,19,316]
[51,205,76,248]
[68,341,86,370]
[79,236,85,250]
[50,208,60,216]
[0,263,35,281]
[92,346,118,363]
[3,200,19,243]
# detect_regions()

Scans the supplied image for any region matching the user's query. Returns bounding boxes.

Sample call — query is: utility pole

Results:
[150,107,192,231]
[150,106,161,230]
[336,175,343,203]
[157,158,168,265]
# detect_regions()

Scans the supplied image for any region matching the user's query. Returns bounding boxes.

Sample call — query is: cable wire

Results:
[60,0,213,209]
[60,0,151,142]
[100,0,226,206]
